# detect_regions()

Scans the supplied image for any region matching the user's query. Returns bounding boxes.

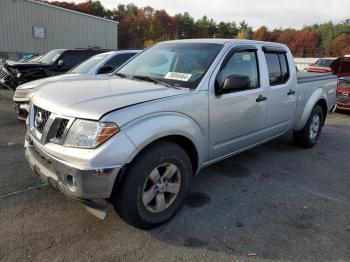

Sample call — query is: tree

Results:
[329,33,350,56]
[88,1,105,17]
[217,22,238,38]
[253,26,271,41]
[276,29,298,47]
[175,12,196,39]
[291,30,319,57]
[45,1,350,54]
[195,16,212,38]
[343,46,350,56]
[237,20,253,39]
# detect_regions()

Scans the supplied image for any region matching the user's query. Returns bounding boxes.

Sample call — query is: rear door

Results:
[263,47,297,135]
[208,45,268,160]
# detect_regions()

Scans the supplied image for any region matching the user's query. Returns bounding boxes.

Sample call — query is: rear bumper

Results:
[24,134,122,199]
[336,102,350,111]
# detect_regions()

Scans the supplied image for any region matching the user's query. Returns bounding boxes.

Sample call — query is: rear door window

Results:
[264,52,290,85]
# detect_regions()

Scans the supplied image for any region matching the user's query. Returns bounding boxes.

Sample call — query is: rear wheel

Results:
[293,105,324,148]
[112,141,192,229]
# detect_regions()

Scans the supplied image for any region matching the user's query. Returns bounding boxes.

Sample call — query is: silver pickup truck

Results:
[25,39,337,229]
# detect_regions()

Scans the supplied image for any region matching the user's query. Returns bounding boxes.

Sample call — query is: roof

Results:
[100,50,142,56]
[161,38,287,47]
[26,0,118,24]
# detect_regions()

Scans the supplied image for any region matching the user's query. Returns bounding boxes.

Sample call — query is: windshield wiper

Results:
[131,75,178,89]
[115,72,128,78]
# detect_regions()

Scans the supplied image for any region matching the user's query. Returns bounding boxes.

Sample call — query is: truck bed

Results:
[297,72,336,84]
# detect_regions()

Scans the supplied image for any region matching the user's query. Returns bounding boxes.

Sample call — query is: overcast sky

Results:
[58,0,350,29]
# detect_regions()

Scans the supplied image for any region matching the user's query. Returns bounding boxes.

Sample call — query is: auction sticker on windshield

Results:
[164,72,192,81]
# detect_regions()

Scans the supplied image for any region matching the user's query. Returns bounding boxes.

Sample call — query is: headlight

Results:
[14,88,32,99]
[63,120,119,148]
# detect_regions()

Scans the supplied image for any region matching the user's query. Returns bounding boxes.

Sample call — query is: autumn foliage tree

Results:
[291,30,319,57]
[329,33,350,56]
[252,26,271,41]
[46,1,350,57]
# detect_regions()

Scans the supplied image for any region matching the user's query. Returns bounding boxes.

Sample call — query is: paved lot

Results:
[0,89,350,261]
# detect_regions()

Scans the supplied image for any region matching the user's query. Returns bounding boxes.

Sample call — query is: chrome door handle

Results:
[287,89,296,95]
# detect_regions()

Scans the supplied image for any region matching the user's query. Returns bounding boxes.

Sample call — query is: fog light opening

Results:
[66,175,77,192]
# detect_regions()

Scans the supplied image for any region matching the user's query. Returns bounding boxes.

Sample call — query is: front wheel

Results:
[293,105,324,148]
[112,141,192,229]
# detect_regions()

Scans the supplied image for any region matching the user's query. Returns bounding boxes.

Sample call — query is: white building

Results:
[0,0,118,60]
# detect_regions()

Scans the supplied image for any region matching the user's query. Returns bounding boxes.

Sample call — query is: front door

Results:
[208,47,268,161]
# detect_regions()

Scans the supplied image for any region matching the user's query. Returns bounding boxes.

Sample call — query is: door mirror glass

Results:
[217,74,250,94]
[97,64,114,74]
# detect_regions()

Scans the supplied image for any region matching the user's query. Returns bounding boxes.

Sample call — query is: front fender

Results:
[122,112,208,171]
[294,88,327,131]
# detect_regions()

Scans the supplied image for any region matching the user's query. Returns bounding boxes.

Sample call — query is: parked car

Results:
[0,48,110,90]
[336,76,350,111]
[307,57,337,73]
[24,39,337,229]
[13,50,141,120]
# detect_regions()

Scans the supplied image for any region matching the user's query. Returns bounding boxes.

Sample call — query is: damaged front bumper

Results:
[24,134,122,219]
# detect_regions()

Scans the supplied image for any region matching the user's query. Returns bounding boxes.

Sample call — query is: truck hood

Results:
[32,76,189,120]
[17,74,87,90]
[5,60,51,70]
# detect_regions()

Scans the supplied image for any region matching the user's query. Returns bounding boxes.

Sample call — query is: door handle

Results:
[287,89,296,95]
[256,95,267,102]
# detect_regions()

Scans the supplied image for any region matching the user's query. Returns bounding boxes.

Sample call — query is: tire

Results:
[112,141,192,229]
[293,105,324,148]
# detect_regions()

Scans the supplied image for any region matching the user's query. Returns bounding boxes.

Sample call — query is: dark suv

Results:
[0,48,110,90]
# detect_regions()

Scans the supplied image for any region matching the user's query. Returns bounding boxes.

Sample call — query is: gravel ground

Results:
[0,89,350,261]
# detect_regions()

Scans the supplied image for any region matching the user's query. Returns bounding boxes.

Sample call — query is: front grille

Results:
[338,82,350,90]
[30,104,72,145]
[0,67,9,79]
[33,106,51,133]
[337,93,350,104]
[55,119,69,140]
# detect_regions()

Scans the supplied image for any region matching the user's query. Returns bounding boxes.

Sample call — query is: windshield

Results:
[69,53,110,74]
[39,50,65,65]
[117,43,223,89]
[29,55,43,63]
[314,59,334,67]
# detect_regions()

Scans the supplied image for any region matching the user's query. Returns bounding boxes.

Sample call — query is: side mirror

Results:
[216,74,250,95]
[97,64,114,74]
[57,59,64,66]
